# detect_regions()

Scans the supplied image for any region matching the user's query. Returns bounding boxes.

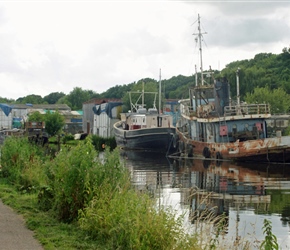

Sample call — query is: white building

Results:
[83,99,122,137]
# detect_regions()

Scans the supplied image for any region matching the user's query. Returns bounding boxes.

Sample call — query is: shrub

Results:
[0,137,47,191]
[91,134,116,151]
[47,136,125,222]
[79,183,199,250]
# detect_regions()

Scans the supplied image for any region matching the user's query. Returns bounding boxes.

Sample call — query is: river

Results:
[120,150,290,249]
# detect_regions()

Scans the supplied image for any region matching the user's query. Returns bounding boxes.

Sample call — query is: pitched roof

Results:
[83,98,122,105]
[11,104,71,110]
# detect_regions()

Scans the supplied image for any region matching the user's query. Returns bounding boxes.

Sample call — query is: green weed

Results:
[260,219,279,250]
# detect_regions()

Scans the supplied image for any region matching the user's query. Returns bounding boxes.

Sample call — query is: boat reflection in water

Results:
[120,150,290,249]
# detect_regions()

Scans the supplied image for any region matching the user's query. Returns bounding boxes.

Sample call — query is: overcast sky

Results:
[0,1,289,100]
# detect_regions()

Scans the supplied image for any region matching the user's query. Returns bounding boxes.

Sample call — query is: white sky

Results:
[0,1,289,100]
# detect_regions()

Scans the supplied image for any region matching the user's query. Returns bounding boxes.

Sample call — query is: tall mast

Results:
[159,68,162,114]
[142,81,144,108]
[198,14,204,86]
[193,14,206,86]
[195,64,198,87]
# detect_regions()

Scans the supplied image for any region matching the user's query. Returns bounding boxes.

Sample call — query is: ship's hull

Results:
[114,121,176,153]
[176,127,290,163]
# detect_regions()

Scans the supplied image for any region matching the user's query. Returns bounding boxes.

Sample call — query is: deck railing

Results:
[179,101,270,118]
[224,103,270,116]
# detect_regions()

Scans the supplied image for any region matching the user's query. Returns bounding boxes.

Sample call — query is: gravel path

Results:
[0,200,43,250]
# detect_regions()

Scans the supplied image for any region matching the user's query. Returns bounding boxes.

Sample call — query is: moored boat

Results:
[114,81,175,153]
[176,14,290,162]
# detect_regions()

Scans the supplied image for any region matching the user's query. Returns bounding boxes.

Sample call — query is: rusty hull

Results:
[176,128,290,162]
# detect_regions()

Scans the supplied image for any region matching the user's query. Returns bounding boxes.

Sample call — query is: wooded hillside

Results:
[1,48,289,111]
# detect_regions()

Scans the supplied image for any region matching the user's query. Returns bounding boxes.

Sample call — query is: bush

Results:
[91,134,116,151]
[46,136,125,222]
[0,137,48,191]
[61,133,74,144]
[78,151,199,249]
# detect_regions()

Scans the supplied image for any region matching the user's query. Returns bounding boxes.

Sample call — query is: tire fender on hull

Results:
[186,144,194,157]
[202,146,211,158]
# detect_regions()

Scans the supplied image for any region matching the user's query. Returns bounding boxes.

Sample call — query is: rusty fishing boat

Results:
[175,15,290,162]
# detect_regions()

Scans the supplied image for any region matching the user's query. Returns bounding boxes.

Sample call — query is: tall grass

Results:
[0,136,48,191]
[79,179,199,250]
[1,136,200,249]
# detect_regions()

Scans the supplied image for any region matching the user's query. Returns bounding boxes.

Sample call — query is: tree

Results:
[245,87,290,114]
[43,92,66,104]
[65,87,97,110]
[44,111,65,137]
[16,94,43,104]
[121,80,158,112]
[28,111,44,122]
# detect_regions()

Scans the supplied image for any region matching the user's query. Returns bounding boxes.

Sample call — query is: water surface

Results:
[121,150,290,249]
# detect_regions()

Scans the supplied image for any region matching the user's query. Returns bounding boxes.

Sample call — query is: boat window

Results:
[232,124,237,134]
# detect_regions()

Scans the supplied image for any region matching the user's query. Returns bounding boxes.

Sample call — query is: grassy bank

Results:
[0,136,200,250]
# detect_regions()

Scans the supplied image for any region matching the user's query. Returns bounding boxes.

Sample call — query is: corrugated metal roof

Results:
[83,98,122,105]
[12,104,71,110]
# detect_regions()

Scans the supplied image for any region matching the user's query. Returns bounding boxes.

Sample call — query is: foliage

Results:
[0,97,14,103]
[0,181,104,249]
[2,49,290,113]
[91,134,116,151]
[44,110,65,137]
[48,138,98,222]
[260,219,279,250]
[245,87,290,114]
[16,94,44,104]
[43,92,65,104]
[61,133,75,144]
[46,137,125,223]
[0,137,47,191]
[64,87,97,110]
[121,79,159,112]
[162,74,195,99]
[0,137,285,249]
[100,83,134,99]
[79,183,198,250]
[28,111,44,122]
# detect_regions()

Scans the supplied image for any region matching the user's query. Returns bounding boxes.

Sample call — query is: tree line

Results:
[1,47,290,114]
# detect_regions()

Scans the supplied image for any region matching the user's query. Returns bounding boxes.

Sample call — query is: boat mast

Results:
[236,67,240,105]
[159,68,162,114]
[195,65,198,87]
[198,14,204,86]
[193,14,206,86]
[142,81,144,108]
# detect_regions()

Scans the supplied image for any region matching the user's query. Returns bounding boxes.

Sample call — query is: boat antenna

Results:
[142,81,144,108]
[195,64,198,87]
[236,68,240,105]
[193,14,207,86]
[159,68,162,114]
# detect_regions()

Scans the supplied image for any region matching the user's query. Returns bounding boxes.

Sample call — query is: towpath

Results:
[0,200,43,250]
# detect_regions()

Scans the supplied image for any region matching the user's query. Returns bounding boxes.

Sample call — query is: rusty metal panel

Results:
[220,125,228,136]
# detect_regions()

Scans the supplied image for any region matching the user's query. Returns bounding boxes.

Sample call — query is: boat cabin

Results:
[179,79,271,144]
[121,108,173,131]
